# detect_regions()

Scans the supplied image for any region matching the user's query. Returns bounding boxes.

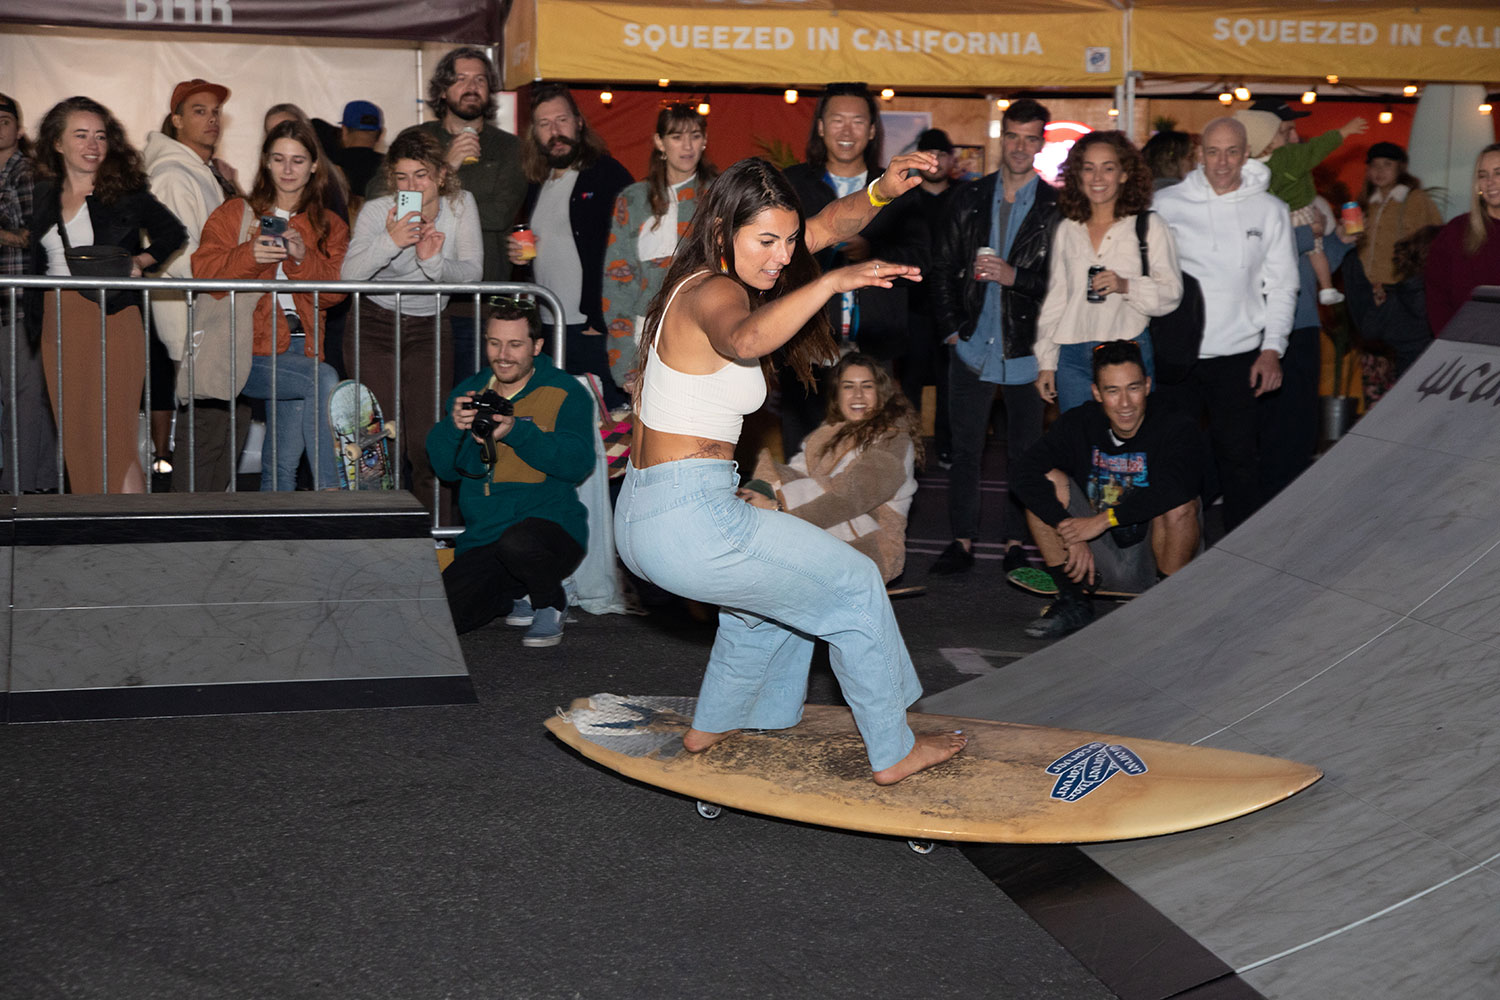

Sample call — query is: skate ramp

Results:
[923,288,1500,999]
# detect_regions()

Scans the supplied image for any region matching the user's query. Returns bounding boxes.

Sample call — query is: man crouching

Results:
[1010,340,1204,639]
[427,297,595,645]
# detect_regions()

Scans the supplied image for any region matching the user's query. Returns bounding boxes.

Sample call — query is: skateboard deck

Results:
[328,380,396,490]
[1007,566,1139,600]
[545,694,1322,844]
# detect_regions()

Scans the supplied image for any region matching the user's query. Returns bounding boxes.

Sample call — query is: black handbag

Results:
[1136,211,1203,386]
[56,214,132,278]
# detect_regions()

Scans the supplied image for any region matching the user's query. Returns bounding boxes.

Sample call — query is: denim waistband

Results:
[625,459,738,491]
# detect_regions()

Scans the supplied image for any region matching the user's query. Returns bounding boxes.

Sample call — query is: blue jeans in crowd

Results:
[1055,328,1155,413]
[242,332,341,491]
[614,458,923,771]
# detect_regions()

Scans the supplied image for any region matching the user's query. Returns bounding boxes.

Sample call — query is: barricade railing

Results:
[1,276,567,538]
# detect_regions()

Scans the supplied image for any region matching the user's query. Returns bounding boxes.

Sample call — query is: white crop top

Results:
[638,272,767,443]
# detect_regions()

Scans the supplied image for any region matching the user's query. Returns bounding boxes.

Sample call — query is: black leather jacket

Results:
[932,173,1058,359]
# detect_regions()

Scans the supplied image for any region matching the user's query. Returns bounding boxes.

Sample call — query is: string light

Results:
[1403,83,1419,97]
[1379,105,1394,125]
[657,78,670,87]
[784,89,798,104]
[1482,100,1494,116]
[598,91,612,105]
[1107,106,1120,118]
[1301,88,1318,105]
[879,88,895,101]
[1233,85,1251,102]
[697,101,710,116]
[1218,89,1234,105]
[1326,74,1340,85]
[995,98,1011,111]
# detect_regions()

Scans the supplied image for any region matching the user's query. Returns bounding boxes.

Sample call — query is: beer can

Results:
[462,126,480,165]
[1340,201,1364,235]
[512,223,537,262]
[1087,264,1107,303]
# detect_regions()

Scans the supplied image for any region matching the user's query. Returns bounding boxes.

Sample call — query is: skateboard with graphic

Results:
[545,694,1322,847]
[328,380,396,490]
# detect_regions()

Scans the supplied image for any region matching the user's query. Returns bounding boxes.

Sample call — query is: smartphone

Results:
[258,214,288,248]
[395,190,423,220]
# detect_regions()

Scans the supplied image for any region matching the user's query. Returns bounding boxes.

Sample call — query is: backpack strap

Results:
[1134,210,1150,276]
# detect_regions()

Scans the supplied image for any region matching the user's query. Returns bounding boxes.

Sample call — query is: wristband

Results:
[866,178,893,208]
[1106,508,1119,528]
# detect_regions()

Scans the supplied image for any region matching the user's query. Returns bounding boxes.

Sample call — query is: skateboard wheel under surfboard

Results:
[907,839,936,855]
[695,800,723,820]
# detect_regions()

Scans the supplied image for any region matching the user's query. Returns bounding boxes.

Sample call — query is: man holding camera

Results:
[426,298,595,645]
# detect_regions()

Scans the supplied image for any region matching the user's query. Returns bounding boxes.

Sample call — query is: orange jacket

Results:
[192,198,349,358]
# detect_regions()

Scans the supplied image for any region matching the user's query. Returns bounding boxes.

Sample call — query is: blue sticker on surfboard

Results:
[1046,741,1148,801]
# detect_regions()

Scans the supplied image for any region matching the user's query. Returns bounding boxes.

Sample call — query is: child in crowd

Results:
[1236,99,1366,305]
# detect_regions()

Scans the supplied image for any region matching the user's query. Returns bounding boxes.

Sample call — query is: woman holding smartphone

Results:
[26,96,186,494]
[341,127,482,509]
[193,118,349,490]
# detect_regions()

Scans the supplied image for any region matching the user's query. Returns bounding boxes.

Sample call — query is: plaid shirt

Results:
[0,150,34,321]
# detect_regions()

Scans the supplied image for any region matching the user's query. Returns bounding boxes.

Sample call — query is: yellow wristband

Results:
[867,177,893,208]
[1106,508,1119,528]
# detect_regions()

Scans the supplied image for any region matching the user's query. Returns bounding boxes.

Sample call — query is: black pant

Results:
[778,362,831,459]
[1256,326,1320,506]
[566,322,627,412]
[1155,349,1259,532]
[946,350,1043,544]
[442,517,584,633]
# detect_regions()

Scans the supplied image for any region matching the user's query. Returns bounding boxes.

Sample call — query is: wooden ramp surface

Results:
[545,694,1322,844]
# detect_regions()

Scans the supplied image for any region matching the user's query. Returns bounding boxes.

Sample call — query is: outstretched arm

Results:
[804,152,936,254]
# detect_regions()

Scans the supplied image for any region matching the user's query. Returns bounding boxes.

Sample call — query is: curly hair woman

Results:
[1034,130,1183,412]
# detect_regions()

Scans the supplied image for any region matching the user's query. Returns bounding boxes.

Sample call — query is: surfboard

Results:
[544,694,1323,845]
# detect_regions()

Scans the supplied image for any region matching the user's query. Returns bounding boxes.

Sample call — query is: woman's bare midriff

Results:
[631,425,735,467]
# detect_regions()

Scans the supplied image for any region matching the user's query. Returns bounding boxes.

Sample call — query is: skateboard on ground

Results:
[328,380,396,490]
[1007,565,1140,600]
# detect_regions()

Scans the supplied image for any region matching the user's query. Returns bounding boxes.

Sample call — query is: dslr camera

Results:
[463,388,514,440]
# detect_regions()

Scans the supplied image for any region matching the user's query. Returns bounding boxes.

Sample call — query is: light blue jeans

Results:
[242,333,341,491]
[615,459,922,771]
[1055,328,1155,414]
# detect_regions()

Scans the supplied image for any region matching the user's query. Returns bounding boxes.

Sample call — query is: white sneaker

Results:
[1318,288,1345,305]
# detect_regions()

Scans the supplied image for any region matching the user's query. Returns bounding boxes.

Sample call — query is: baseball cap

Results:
[169,79,229,111]
[1247,97,1310,122]
[1366,141,1408,164]
[916,128,954,154]
[341,100,383,131]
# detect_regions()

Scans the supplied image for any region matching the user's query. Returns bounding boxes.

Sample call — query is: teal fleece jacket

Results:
[426,352,594,554]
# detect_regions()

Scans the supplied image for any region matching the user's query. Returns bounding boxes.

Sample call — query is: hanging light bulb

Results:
[1301,88,1318,105]
[1218,89,1234,105]
[995,98,1011,111]
[1326,74,1340,85]
[879,88,895,101]
[697,101,710,116]
[1403,83,1419,97]
[657,78,670,88]
[1107,106,1120,118]
[1379,105,1394,125]
[784,89,799,104]
[1234,85,1251,102]
[1482,100,1494,116]
[599,91,613,106]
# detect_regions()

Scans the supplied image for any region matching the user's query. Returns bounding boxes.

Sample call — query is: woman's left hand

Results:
[873,151,938,203]
[281,226,307,264]
[1091,268,1128,298]
[827,258,921,293]
[129,252,152,278]
[736,487,779,510]
[415,223,445,261]
[251,236,288,266]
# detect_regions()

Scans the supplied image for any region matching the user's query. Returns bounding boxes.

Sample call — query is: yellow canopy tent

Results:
[503,0,1126,90]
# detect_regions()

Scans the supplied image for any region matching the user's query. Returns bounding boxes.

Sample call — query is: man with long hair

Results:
[780,82,929,456]
[509,83,632,409]
[415,47,528,382]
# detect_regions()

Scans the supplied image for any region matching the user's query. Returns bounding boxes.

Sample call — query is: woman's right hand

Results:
[385,204,423,249]
[251,236,288,266]
[1035,370,1058,403]
[826,258,920,294]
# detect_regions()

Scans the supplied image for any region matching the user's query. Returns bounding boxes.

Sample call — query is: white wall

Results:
[3,27,516,185]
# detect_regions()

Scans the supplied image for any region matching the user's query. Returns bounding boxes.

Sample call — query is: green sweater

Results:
[1264,128,1343,213]
[426,353,595,553]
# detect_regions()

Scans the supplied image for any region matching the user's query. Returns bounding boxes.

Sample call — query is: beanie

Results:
[1235,109,1281,158]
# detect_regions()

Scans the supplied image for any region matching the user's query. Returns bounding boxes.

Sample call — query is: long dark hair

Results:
[426,46,501,121]
[646,104,718,226]
[249,120,337,255]
[521,84,609,184]
[804,83,883,174]
[0,93,33,160]
[820,352,923,465]
[35,96,146,204]
[635,157,835,398]
[1056,130,1153,223]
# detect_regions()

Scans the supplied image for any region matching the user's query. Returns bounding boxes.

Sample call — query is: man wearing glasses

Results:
[427,297,596,646]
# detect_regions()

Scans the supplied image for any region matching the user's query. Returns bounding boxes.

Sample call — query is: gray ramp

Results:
[923,289,1500,999]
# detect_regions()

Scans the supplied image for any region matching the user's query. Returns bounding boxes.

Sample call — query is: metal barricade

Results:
[0,276,567,537]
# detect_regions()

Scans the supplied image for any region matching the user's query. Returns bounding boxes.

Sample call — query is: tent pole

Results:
[416,47,425,124]
[1124,75,1136,142]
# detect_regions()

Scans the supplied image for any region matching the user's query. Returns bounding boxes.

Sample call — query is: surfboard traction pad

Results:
[551,694,1323,843]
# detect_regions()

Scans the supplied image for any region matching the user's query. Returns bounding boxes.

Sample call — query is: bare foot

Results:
[872,731,968,785]
[683,727,739,753]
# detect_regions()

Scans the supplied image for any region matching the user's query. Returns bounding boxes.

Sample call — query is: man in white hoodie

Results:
[144,79,245,492]
[1153,116,1298,533]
